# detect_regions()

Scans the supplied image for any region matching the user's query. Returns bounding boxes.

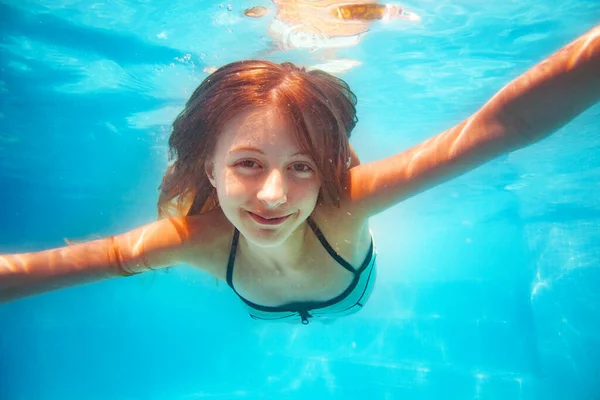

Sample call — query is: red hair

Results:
[158,60,358,218]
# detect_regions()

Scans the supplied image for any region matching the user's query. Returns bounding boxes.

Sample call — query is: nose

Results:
[257,169,287,208]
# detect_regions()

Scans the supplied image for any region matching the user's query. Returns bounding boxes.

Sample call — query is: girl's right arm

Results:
[0,215,211,303]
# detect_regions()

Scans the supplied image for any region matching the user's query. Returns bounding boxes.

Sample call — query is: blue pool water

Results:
[1,1,599,399]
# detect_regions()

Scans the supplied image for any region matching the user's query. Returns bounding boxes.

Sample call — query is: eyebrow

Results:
[228,146,310,158]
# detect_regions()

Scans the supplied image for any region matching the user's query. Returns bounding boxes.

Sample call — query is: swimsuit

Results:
[226,217,377,324]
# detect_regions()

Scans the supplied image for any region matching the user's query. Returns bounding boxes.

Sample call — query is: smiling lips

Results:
[248,211,292,225]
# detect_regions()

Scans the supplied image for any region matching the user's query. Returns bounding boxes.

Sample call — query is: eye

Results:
[236,160,260,169]
[290,163,313,173]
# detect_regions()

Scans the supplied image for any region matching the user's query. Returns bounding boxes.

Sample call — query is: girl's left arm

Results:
[346,24,600,218]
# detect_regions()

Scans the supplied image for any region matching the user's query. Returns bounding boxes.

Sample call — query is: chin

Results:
[241,211,305,247]
[240,226,287,247]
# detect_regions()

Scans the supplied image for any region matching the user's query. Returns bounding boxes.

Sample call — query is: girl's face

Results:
[207,107,321,247]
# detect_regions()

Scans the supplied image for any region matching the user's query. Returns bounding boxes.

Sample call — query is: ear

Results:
[205,161,216,187]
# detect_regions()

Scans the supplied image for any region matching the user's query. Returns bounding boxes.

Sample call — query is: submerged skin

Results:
[244,6,270,18]
[201,108,371,305]
[272,0,379,39]
[1,24,599,305]
[246,1,419,54]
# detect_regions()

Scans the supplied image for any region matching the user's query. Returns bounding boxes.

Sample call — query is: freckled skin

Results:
[206,107,322,250]
[0,25,598,304]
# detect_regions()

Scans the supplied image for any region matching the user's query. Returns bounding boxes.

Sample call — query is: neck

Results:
[239,221,311,270]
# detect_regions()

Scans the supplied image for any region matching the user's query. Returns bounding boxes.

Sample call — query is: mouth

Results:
[248,211,292,226]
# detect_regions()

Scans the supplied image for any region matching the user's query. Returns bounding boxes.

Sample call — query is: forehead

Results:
[217,107,300,151]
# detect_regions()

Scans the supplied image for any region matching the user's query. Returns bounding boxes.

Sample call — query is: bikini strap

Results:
[226,228,240,289]
[228,219,358,285]
[306,217,356,274]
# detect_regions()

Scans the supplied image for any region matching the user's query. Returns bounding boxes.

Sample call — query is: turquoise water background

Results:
[1,1,599,399]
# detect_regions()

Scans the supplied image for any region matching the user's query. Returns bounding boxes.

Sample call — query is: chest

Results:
[230,219,371,307]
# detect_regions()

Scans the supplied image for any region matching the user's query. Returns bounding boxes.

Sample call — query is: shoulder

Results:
[311,202,372,260]
[177,208,235,281]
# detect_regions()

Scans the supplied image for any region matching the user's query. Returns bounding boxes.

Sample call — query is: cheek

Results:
[217,169,251,200]
[293,179,321,203]
[308,179,321,197]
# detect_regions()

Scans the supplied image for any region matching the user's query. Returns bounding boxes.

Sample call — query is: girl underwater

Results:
[1,24,599,324]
